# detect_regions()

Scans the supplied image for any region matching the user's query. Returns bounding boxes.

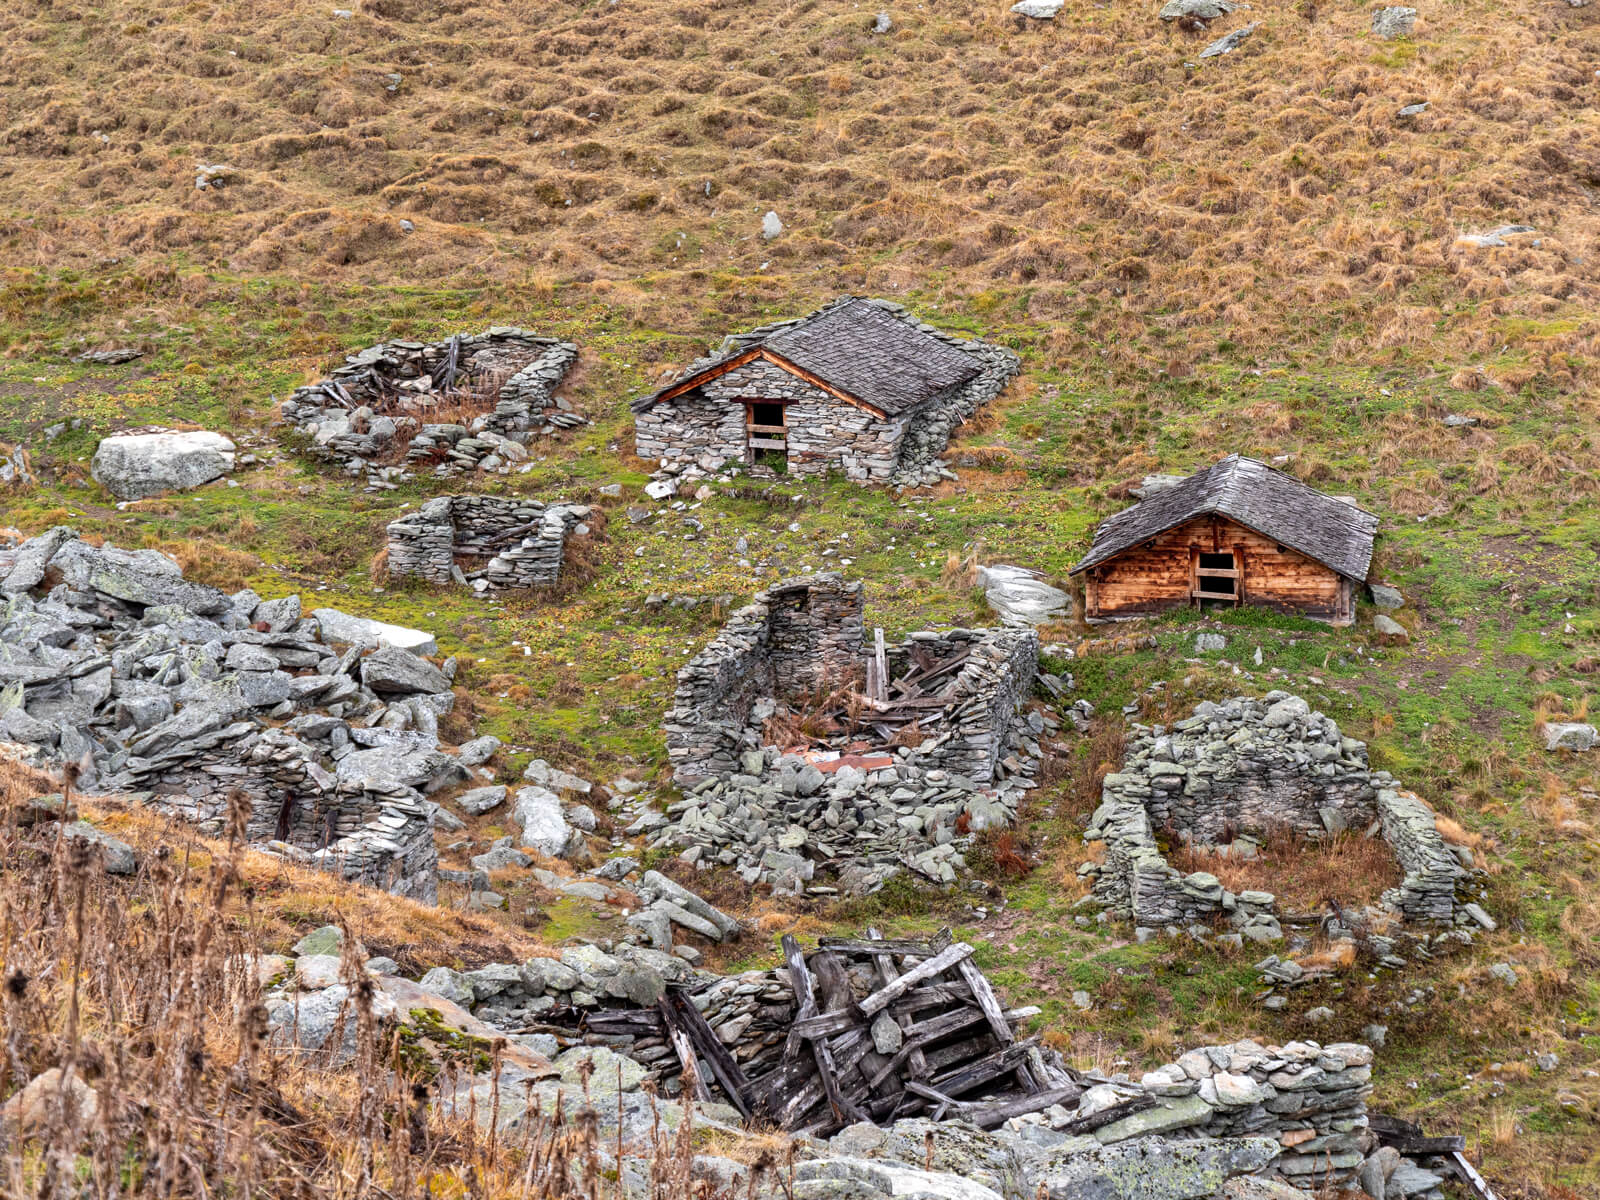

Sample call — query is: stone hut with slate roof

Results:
[631,297,1020,486]
[1071,455,1379,626]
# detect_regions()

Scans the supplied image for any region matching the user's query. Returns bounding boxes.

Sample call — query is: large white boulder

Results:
[91,431,236,500]
[976,564,1070,627]
[312,608,438,656]
[514,786,575,856]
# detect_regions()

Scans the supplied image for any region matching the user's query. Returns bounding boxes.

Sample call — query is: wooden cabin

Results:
[1070,456,1379,626]
[630,297,1019,485]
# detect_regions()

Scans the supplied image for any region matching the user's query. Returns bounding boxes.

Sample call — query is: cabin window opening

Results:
[1194,549,1240,603]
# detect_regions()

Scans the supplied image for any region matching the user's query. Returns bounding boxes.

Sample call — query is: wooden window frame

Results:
[1190,545,1244,606]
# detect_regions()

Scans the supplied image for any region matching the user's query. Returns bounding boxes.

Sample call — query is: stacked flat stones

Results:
[1080,693,1477,935]
[0,527,489,901]
[656,745,1042,895]
[386,495,592,592]
[413,941,793,1094]
[1134,1039,1374,1189]
[280,329,580,487]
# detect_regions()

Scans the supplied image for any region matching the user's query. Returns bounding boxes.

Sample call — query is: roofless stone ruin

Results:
[281,328,581,488]
[385,495,596,593]
[1080,693,1485,939]
[658,574,1041,893]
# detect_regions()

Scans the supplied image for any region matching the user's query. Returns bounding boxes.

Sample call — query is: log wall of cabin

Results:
[1085,515,1354,625]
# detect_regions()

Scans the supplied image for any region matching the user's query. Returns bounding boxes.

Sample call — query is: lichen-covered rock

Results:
[91,430,236,499]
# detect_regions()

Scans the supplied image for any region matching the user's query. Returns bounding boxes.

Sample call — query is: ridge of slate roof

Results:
[631,297,987,415]
[1070,455,1380,582]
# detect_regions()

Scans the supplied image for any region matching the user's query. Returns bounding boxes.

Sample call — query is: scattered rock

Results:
[0,1068,100,1133]
[457,785,508,815]
[293,925,344,957]
[1010,0,1063,14]
[1370,6,1416,38]
[1159,0,1237,18]
[1544,722,1597,752]
[761,211,784,240]
[872,11,893,32]
[1198,20,1259,57]
[1372,614,1409,644]
[976,564,1070,627]
[313,607,438,656]
[63,821,137,874]
[1369,584,1404,610]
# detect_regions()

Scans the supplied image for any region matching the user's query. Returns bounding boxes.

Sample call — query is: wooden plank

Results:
[781,934,819,1060]
[889,982,975,1016]
[857,943,975,1016]
[932,1039,1038,1098]
[664,991,755,1120]
[818,936,939,957]
[969,1084,1084,1130]
[1055,1094,1154,1134]
[791,1009,861,1040]
[657,997,712,1103]
[1448,1151,1499,1200]
[781,936,865,1126]
[872,628,888,704]
[955,956,1018,1047]
[747,437,787,450]
[956,955,1039,1092]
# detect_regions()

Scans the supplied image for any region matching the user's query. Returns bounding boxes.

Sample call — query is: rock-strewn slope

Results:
[0,527,492,899]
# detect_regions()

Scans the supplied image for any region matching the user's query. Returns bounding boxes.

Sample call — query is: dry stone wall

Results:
[1080,694,1474,934]
[666,575,867,785]
[386,495,591,593]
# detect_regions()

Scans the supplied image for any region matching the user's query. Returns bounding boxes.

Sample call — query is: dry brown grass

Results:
[2,0,1594,389]
[1167,826,1403,911]
[77,797,541,971]
[0,759,761,1199]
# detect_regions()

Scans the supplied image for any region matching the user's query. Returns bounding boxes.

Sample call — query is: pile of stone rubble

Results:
[1080,693,1488,947]
[386,494,595,592]
[654,742,1046,895]
[0,526,496,900]
[279,329,581,490]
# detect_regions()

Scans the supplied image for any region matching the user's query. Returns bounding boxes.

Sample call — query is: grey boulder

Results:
[1370,6,1416,38]
[360,646,452,695]
[91,431,236,500]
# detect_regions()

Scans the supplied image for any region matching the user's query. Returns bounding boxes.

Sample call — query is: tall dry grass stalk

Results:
[0,762,755,1199]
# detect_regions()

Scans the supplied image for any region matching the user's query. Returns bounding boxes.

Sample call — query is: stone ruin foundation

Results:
[667,575,1037,787]
[386,495,595,593]
[1080,693,1480,937]
[280,328,581,488]
[655,574,1042,892]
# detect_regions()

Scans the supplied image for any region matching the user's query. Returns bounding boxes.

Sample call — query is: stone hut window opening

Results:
[745,399,789,474]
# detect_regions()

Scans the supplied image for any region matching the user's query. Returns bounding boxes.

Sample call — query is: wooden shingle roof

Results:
[1071,455,1380,582]
[633,297,986,417]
